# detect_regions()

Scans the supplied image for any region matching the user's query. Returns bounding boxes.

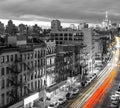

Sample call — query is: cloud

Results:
[0,0,120,24]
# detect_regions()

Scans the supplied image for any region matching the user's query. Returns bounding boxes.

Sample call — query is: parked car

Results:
[48,101,59,108]
[111,100,119,108]
[111,100,119,105]
[66,92,73,100]
[111,95,119,101]
[115,91,120,95]
[72,88,79,95]
[46,97,51,101]
[110,103,118,108]
[87,79,91,84]
[58,97,66,104]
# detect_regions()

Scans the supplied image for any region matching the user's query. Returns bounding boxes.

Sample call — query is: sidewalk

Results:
[35,90,68,108]
[34,77,82,108]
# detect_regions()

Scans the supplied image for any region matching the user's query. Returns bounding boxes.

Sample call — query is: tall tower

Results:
[105,11,108,21]
[102,11,111,30]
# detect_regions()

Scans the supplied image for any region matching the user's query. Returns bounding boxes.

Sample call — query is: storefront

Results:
[46,80,67,99]
[24,92,39,108]
[8,101,23,108]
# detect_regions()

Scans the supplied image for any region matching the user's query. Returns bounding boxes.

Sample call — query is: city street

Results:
[63,37,120,108]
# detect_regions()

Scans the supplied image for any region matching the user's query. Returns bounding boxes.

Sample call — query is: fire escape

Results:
[8,57,33,103]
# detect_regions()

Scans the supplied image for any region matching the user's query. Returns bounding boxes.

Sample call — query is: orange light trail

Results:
[83,68,117,108]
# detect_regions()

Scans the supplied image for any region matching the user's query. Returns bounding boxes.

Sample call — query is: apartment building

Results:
[0,36,46,108]
[46,39,56,87]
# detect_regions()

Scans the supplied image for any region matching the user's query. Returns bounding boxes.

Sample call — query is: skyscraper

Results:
[102,11,111,30]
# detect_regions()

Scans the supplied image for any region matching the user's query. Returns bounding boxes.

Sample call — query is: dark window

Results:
[28,53,30,59]
[31,82,33,90]
[6,79,9,87]
[10,55,13,62]
[1,93,5,105]
[6,67,9,74]
[15,54,17,61]
[1,79,5,89]
[1,68,5,76]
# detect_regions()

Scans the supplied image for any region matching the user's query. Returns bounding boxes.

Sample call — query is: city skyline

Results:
[0,0,120,27]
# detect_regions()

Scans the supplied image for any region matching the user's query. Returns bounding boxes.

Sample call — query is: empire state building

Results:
[102,11,111,30]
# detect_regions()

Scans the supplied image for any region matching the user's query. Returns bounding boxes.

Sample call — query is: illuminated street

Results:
[64,37,120,108]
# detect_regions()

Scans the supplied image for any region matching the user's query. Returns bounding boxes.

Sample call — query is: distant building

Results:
[50,30,83,45]
[78,23,88,30]
[5,20,18,35]
[70,24,77,30]
[18,24,27,35]
[0,21,4,35]
[51,20,62,31]
[102,11,111,30]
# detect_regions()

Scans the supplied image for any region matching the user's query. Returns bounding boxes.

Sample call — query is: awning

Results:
[46,80,67,93]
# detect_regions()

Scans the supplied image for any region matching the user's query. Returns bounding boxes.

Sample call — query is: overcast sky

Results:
[0,0,120,26]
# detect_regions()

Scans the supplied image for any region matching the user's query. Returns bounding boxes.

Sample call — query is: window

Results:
[6,67,9,74]
[19,75,22,83]
[1,56,4,63]
[24,54,26,60]
[31,61,33,68]
[31,53,33,59]
[35,51,37,58]
[10,55,13,62]
[6,55,9,62]
[1,93,5,105]
[20,54,22,60]
[35,60,37,67]
[24,63,26,71]
[1,79,5,89]
[27,53,30,59]
[35,81,37,89]
[6,78,9,88]
[31,73,33,80]
[15,54,17,61]
[1,67,5,76]
[6,92,10,104]
[38,80,40,88]
[38,51,41,58]
[31,82,33,90]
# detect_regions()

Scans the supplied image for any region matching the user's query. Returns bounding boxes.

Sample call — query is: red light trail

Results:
[83,68,117,108]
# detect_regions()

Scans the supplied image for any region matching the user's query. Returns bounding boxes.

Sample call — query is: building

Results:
[50,30,84,45]
[102,11,111,30]
[78,23,89,30]
[5,20,17,36]
[0,22,4,35]
[51,20,62,31]
[18,24,27,35]
[82,28,95,74]
[0,36,46,108]
[46,39,56,87]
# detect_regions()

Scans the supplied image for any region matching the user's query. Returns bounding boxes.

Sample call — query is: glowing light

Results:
[83,68,117,108]
[24,92,39,105]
